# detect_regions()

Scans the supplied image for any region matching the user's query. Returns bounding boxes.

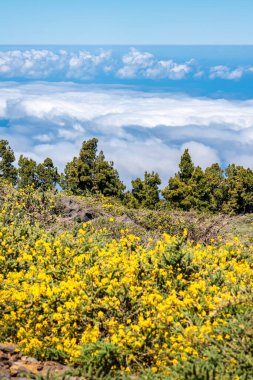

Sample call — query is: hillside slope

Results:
[0,182,253,379]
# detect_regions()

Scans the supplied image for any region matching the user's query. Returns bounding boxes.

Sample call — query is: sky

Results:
[1,0,253,45]
[1,2,253,187]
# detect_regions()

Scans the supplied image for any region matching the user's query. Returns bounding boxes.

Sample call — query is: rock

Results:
[0,369,11,379]
[0,343,81,378]
[40,360,71,375]
[10,361,40,376]
[0,344,19,354]
[116,215,134,224]
[20,356,40,363]
[0,353,9,362]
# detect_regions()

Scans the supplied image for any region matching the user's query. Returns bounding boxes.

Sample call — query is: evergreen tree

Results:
[162,175,193,211]
[63,138,125,198]
[62,157,81,194]
[123,191,139,209]
[37,158,60,191]
[223,164,253,214]
[142,171,161,209]
[129,171,161,209]
[0,140,17,185]
[178,148,194,182]
[189,166,210,211]
[79,138,98,191]
[63,138,98,194]
[18,155,38,188]
[162,149,195,211]
[93,151,125,198]
[204,163,225,212]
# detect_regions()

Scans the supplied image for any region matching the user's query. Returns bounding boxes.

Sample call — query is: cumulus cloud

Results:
[1,47,253,83]
[67,50,112,80]
[0,49,112,80]
[209,65,245,80]
[1,83,253,184]
[117,48,196,80]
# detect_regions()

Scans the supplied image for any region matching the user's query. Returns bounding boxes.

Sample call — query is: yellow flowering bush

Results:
[0,185,253,378]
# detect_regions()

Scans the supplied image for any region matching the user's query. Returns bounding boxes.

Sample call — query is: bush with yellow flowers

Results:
[0,185,253,379]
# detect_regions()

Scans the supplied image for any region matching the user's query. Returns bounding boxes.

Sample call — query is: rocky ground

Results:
[0,344,84,379]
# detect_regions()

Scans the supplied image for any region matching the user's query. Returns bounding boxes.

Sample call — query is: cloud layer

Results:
[1,82,253,186]
[0,47,252,82]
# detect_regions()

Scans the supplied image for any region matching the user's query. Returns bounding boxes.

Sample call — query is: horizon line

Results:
[1,43,253,47]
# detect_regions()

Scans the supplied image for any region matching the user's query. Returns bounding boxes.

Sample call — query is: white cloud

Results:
[122,48,154,67]
[145,59,194,80]
[0,49,112,80]
[102,137,181,185]
[0,47,253,83]
[67,50,112,80]
[1,82,253,184]
[0,49,66,78]
[209,65,244,80]
[34,133,54,142]
[3,82,253,130]
[117,48,195,80]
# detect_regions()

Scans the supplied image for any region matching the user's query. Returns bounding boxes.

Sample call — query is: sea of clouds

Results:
[1,81,253,186]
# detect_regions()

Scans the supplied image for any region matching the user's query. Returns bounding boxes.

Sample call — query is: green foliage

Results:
[162,149,196,211]
[76,342,122,377]
[3,138,253,214]
[126,171,161,209]
[63,139,125,198]
[93,151,125,198]
[18,155,38,188]
[223,164,253,214]
[37,157,60,191]
[1,180,253,379]
[0,139,17,185]
[204,163,225,212]
[63,138,98,194]
[162,150,253,215]
[162,175,193,211]
[179,148,194,182]
[18,155,60,191]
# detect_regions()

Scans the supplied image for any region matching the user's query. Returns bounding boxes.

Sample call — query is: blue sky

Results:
[1,0,253,45]
[1,1,253,186]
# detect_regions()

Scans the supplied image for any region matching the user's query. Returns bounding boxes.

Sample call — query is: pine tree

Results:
[129,171,161,209]
[37,158,60,191]
[162,175,193,211]
[93,151,125,198]
[79,138,98,191]
[63,138,125,198]
[178,148,194,182]
[189,166,210,211]
[63,138,98,194]
[18,155,38,188]
[0,140,17,185]
[162,149,195,210]
[223,164,253,214]
[142,171,161,209]
[204,163,225,212]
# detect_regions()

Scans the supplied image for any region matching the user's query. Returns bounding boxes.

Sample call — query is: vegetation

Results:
[0,181,253,379]
[1,138,253,378]
[0,139,17,185]
[124,171,161,210]
[62,138,125,198]
[2,138,253,215]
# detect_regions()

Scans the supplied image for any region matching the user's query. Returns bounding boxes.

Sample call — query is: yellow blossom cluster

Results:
[0,203,253,377]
